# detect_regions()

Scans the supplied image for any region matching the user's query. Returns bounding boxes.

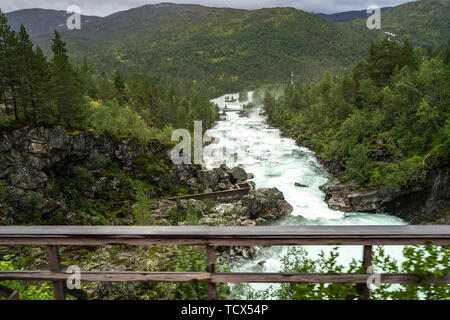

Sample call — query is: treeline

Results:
[0,10,218,142]
[265,38,450,188]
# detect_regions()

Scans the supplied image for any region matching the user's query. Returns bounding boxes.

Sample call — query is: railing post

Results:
[358,245,373,300]
[206,245,218,300]
[45,245,66,300]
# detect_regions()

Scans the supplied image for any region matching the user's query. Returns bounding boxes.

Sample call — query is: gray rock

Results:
[229,167,248,183]
[295,182,308,188]
[235,188,293,220]
[0,126,151,223]
[196,169,219,188]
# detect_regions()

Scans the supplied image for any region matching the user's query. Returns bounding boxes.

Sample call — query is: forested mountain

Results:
[30,3,380,92]
[5,1,448,92]
[351,0,450,48]
[5,8,101,37]
[318,7,391,23]
[0,9,217,141]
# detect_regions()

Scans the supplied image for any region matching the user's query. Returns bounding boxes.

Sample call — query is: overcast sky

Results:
[2,0,415,16]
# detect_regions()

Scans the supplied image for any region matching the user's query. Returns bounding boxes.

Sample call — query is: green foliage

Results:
[0,181,5,205]
[32,6,383,92]
[0,254,54,300]
[172,246,229,300]
[346,144,371,183]
[50,31,87,128]
[239,245,449,300]
[133,187,153,226]
[372,245,450,300]
[87,100,155,143]
[239,90,248,102]
[133,153,172,177]
[244,247,361,300]
[265,38,449,188]
[370,156,424,188]
[0,12,218,146]
[168,208,185,225]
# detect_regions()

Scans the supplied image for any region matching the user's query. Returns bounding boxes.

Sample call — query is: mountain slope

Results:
[5,8,101,37]
[33,4,380,90]
[318,7,391,23]
[28,1,449,91]
[347,0,450,48]
[381,0,450,48]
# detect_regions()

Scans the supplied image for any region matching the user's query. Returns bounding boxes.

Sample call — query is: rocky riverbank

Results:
[278,126,449,225]
[0,126,296,300]
[0,126,293,226]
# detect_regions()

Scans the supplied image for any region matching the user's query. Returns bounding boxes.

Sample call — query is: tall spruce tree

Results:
[32,46,51,124]
[50,31,86,128]
[17,25,34,122]
[0,10,19,120]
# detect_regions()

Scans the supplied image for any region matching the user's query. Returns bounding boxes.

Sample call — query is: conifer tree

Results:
[50,31,86,128]
[0,10,19,120]
[17,25,34,122]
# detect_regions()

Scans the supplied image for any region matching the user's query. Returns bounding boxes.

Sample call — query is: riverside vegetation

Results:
[0,3,449,300]
[264,38,449,223]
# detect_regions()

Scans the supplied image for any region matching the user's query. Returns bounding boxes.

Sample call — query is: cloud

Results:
[2,0,414,16]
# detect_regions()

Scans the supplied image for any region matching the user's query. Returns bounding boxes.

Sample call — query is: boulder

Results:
[229,167,248,183]
[239,188,293,220]
[177,199,208,216]
[295,182,308,188]
[196,169,219,188]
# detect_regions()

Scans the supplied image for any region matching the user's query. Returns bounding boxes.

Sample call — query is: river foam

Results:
[204,93,406,293]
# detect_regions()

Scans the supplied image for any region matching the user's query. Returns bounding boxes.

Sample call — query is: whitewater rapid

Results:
[204,92,406,291]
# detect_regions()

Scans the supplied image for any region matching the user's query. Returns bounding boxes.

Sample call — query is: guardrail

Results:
[0,225,449,300]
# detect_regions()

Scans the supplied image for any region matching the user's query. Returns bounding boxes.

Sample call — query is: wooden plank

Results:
[167,183,251,202]
[0,236,448,246]
[45,245,65,300]
[1,271,448,284]
[206,246,218,300]
[212,273,450,284]
[0,226,448,246]
[0,271,211,282]
[1,225,449,237]
[358,245,373,300]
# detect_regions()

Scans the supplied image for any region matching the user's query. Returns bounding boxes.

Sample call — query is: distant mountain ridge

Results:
[2,1,448,91]
[5,8,101,37]
[318,7,391,23]
[29,4,380,90]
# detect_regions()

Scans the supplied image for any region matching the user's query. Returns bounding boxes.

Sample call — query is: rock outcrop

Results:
[320,166,449,224]
[0,126,151,223]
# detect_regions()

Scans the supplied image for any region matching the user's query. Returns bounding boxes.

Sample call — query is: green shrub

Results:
[0,254,54,300]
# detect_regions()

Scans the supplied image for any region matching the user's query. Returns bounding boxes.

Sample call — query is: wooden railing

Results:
[0,225,449,300]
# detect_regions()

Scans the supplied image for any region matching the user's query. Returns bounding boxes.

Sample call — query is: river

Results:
[204,92,406,294]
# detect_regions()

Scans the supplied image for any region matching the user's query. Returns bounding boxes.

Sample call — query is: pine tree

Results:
[17,25,34,122]
[50,31,86,128]
[113,70,126,104]
[0,10,19,120]
[32,47,51,124]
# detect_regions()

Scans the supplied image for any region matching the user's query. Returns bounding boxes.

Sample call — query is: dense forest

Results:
[30,5,382,93]
[0,9,218,141]
[264,38,450,189]
[23,1,448,93]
